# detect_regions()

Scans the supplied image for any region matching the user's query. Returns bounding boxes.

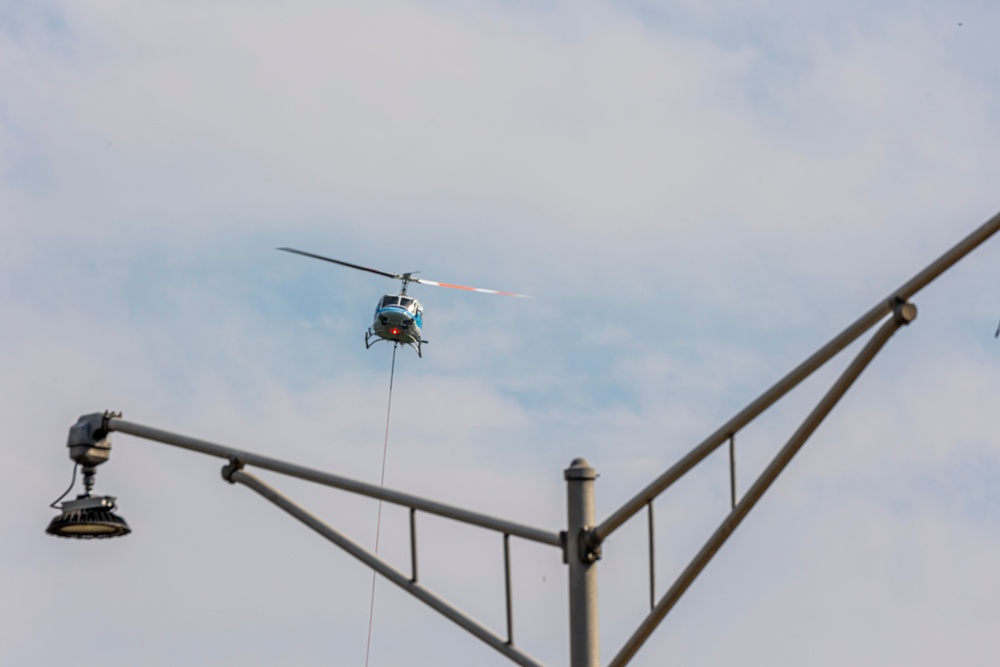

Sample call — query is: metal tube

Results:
[608,305,914,667]
[647,502,655,611]
[230,469,549,667]
[107,418,561,547]
[729,434,737,511]
[410,508,418,583]
[504,533,514,646]
[595,210,1000,543]
[565,458,600,667]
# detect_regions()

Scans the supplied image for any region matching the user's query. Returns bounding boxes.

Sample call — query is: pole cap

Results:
[893,300,918,324]
[564,457,597,481]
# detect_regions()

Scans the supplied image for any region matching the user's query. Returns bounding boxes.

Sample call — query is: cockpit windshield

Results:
[379,295,420,313]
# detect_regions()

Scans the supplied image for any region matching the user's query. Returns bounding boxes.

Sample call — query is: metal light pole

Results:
[565,458,600,667]
[47,210,1000,666]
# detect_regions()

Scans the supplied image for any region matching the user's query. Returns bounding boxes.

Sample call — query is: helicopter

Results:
[278,247,528,357]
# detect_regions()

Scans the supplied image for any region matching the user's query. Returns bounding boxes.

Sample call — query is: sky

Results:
[2,1,999,665]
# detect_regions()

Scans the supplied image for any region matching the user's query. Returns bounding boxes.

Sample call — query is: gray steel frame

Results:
[102,417,559,666]
[109,418,560,547]
[608,301,915,666]
[595,211,1000,545]
[65,210,1000,667]
[229,469,548,667]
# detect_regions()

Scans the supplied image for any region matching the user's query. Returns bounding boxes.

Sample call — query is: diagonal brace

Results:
[228,469,549,667]
[594,208,1000,545]
[607,301,916,667]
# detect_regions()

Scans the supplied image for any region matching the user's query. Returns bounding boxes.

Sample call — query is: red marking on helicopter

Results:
[417,279,524,296]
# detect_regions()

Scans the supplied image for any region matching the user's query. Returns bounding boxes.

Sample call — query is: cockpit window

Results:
[380,296,399,308]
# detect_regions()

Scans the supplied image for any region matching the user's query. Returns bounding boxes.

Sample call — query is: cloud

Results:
[3,1,999,666]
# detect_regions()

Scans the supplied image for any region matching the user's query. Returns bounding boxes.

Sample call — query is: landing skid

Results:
[366,329,427,358]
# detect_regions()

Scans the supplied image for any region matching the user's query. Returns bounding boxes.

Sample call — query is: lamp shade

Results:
[46,495,130,539]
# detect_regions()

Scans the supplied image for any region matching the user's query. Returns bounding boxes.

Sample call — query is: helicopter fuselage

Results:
[366,294,426,356]
[278,246,525,358]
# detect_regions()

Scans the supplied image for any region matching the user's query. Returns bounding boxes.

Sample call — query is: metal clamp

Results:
[221,458,245,484]
[579,527,602,564]
[891,298,918,325]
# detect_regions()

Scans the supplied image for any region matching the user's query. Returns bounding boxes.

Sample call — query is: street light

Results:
[47,412,130,539]
[46,211,1000,666]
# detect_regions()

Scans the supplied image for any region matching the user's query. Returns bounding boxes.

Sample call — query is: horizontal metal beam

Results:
[609,305,913,667]
[230,470,548,667]
[595,210,1000,543]
[106,417,562,547]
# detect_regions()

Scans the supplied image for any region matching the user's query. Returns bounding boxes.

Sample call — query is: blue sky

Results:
[3,1,999,665]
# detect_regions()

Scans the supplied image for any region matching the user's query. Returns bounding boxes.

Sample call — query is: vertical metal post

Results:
[565,457,600,667]
[728,434,737,511]
[410,508,418,582]
[647,501,656,611]
[503,533,514,645]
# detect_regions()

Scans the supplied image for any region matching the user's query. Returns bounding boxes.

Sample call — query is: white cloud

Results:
[3,1,999,665]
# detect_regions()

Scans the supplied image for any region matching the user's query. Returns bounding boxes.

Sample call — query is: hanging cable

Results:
[364,343,398,667]
[49,463,79,508]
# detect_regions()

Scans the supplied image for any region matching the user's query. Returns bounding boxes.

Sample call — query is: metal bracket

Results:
[891,298,918,325]
[562,529,603,564]
[67,412,117,467]
[221,458,245,484]
[102,410,123,429]
[61,494,118,511]
[579,527,602,564]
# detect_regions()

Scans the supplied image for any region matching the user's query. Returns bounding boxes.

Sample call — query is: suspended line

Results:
[364,342,398,667]
[49,463,79,508]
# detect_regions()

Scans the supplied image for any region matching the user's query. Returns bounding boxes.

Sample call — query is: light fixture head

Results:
[47,494,131,539]
[48,412,130,539]
[67,412,114,467]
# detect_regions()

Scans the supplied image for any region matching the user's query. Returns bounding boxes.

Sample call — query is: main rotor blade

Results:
[277,248,401,280]
[413,277,531,297]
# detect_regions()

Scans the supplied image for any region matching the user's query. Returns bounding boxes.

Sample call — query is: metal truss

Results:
[57,209,1000,666]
